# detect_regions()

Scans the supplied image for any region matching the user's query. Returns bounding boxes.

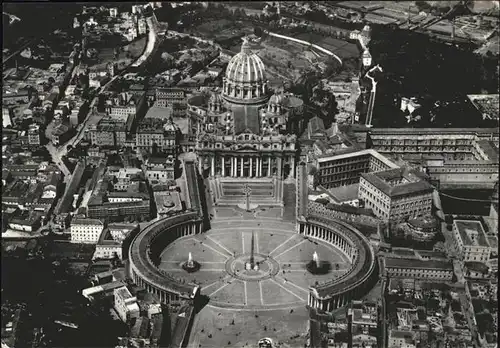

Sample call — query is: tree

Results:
[254,26,263,37]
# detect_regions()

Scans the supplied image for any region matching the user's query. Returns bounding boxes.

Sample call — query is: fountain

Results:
[313,251,320,268]
[181,251,200,273]
[306,251,331,275]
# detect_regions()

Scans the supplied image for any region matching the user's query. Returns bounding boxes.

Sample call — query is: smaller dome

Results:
[209,92,223,105]
[163,118,176,132]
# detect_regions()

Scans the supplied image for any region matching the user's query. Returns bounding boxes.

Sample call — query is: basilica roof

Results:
[225,39,266,84]
[233,105,260,135]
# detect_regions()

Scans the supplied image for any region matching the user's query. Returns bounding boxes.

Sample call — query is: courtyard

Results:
[159,218,352,309]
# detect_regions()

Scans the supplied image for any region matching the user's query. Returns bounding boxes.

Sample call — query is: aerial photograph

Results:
[1,1,499,348]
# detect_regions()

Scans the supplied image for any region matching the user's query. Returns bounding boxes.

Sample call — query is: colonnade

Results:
[308,290,353,311]
[296,219,376,312]
[222,81,267,100]
[297,221,356,262]
[130,269,187,303]
[174,222,202,237]
[200,154,296,178]
[129,217,203,305]
[307,270,376,312]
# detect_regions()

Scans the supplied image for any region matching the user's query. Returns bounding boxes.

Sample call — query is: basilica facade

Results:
[191,38,304,179]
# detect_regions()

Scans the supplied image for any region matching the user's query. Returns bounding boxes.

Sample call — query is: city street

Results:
[459,290,479,345]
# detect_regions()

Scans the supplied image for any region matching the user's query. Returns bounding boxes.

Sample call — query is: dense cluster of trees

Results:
[370,24,499,127]
[371,25,499,97]
[2,240,128,348]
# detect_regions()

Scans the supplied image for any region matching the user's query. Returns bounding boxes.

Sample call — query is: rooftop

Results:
[390,329,415,340]
[370,127,499,136]
[477,140,499,162]
[453,220,489,248]
[309,116,325,136]
[154,191,183,214]
[184,161,202,215]
[115,286,133,300]
[96,229,121,246]
[144,105,173,120]
[361,167,433,198]
[464,261,489,273]
[385,257,453,271]
[233,105,260,135]
[317,149,399,169]
[72,218,104,226]
[328,183,359,203]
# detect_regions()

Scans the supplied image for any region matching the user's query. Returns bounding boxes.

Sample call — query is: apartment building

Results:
[70,218,105,244]
[114,286,140,323]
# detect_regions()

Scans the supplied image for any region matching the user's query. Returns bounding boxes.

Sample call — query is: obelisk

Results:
[250,231,255,268]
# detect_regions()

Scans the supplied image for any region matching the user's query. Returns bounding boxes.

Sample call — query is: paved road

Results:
[132,15,158,68]
[458,290,479,345]
[364,65,382,127]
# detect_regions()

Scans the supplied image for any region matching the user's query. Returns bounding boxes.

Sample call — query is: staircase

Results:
[211,177,284,207]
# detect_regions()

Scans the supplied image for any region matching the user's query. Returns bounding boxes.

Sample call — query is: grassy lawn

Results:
[191,305,310,348]
[296,32,360,59]
[189,19,253,41]
[91,36,147,71]
[258,37,312,80]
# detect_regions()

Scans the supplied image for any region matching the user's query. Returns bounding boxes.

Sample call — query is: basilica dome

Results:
[222,38,268,105]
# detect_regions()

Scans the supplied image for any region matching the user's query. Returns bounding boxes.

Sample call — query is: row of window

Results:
[321,164,369,175]
[72,226,102,232]
[392,200,431,211]
[320,157,371,168]
[388,268,452,276]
